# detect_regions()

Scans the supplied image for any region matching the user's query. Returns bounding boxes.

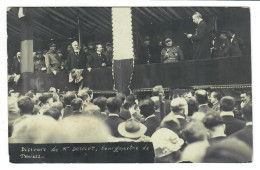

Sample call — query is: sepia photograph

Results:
[6,5,253,163]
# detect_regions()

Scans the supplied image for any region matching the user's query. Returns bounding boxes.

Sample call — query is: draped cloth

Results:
[69,69,84,84]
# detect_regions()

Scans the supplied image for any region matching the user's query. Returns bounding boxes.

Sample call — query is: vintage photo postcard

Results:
[7,6,252,163]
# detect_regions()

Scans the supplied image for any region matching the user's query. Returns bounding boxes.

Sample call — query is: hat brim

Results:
[118,122,147,139]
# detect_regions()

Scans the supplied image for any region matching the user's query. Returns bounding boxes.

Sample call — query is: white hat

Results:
[151,128,184,158]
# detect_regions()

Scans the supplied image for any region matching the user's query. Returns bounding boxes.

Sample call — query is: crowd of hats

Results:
[8,85,252,163]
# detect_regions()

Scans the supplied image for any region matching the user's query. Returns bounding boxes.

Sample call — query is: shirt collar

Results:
[108,113,119,117]
[246,122,252,126]
[175,114,185,119]
[220,111,234,117]
[199,104,208,108]
[145,114,155,121]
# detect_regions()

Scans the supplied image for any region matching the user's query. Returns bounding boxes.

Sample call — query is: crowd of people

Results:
[8,85,252,163]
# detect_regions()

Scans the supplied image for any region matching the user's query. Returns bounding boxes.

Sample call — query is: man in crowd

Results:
[209,31,220,58]
[103,42,113,67]
[17,96,34,116]
[220,96,246,136]
[230,101,252,148]
[210,91,221,112]
[240,92,251,109]
[34,50,46,73]
[105,97,124,137]
[195,89,216,115]
[186,12,210,60]
[152,85,171,116]
[62,91,77,118]
[139,99,161,137]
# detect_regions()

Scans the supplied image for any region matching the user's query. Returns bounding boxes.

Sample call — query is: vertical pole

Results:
[19,7,34,94]
[112,8,134,95]
[77,10,82,47]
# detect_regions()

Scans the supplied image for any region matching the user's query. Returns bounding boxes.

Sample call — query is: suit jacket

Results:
[230,35,243,57]
[88,52,107,68]
[211,102,220,112]
[143,115,161,137]
[221,115,246,136]
[66,51,87,70]
[191,20,210,60]
[105,115,124,137]
[46,51,61,73]
[229,125,252,148]
[198,104,217,115]
[217,38,231,58]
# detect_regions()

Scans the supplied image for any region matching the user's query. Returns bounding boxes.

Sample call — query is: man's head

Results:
[16,52,21,60]
[220,31,228,40]
[88,42,94,50]
[242,101,252,122]
[139,99,155,118]
[210,92,222,104]
[17,96,34,115]
[63,91,77,106]
[170,98,188,117]
[71,98,83,112]
[82,45,88,53]
[93,96,107,112]
[39,92,53,105]
[36,50,43,59]
[143,36,150,47]
[71,41,79,51]
[105,43,113,51]
[195,89,208,105]
[49,42,56,51]
[240,92,250,102]
[116,93,126,104]
[44,107,61,120]
[220,96,235,112]
[67,44,73,53]
[57,49,63,57]
[96,43,103,53]
[164,37,173,47]
[78,88,93,102]
[203,114,225,132]
[106,97,122,114]
[152,85,165,97]
[192,12,202,25]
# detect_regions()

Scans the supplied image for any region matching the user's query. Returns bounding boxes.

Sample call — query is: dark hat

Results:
[56,49,62,53]
[118,118,147,139]
[48,42,56,47]
[203,114,225,129]
[105,42,112,47]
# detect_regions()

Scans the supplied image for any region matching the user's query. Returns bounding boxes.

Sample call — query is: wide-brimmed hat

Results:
[151,128,184,158]
[118,118,147,139]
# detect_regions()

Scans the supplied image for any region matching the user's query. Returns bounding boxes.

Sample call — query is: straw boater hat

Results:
[118,118,147,139]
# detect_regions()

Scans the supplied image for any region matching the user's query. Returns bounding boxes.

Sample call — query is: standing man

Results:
[87,43,107,70]
[228,30,244,57]
[65,41,87,70]
[186,12,210,60]
[45,42,61,75]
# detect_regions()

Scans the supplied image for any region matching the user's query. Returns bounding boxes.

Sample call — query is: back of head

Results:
[116,93,126,103]
[9,115,59,143]
[39,92,53,104]
[203,113,224,130]
[51,101,64,111]
[152,85,164,96]
[78,88,92,101]
[44,107,61,120]
[195,90,208,105]
[64,91,76,105]
[182,121,208,144]
[186,97,198,116]
[93,96,107,112]
[17,96,34,115]
[220,96,235,112]
[170,97,188,116]
[59,116,111,143]
[139,99,155,118]
[151,96,160,110]
[242,101,252,122]
[71,98,83,111]
[203,137,252,163]
[211,91,222,101]
[106,97,122,114]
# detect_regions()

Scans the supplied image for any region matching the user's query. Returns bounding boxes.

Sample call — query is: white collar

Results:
[175,114,185,119]
[198,19,203,25]
[246,122,252,126]
[108,113,119,117]
[232,34,235,38]
[220,111,234,117]
[199,104,208,107]
[145,114,155,121]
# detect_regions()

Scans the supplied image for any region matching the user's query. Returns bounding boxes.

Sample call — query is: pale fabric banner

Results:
[112,8,134,60]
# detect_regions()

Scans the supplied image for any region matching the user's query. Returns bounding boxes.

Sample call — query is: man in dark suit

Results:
[139,99,161,137]
[220,96,246,136]
[87,43,107,70]
[230,101,252,148]
[228,30,244,57]
[186,12,210,60]
[210,91,221,112]
[195,89,217,115]
[105,97,124,137]
[65,41,87,70]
